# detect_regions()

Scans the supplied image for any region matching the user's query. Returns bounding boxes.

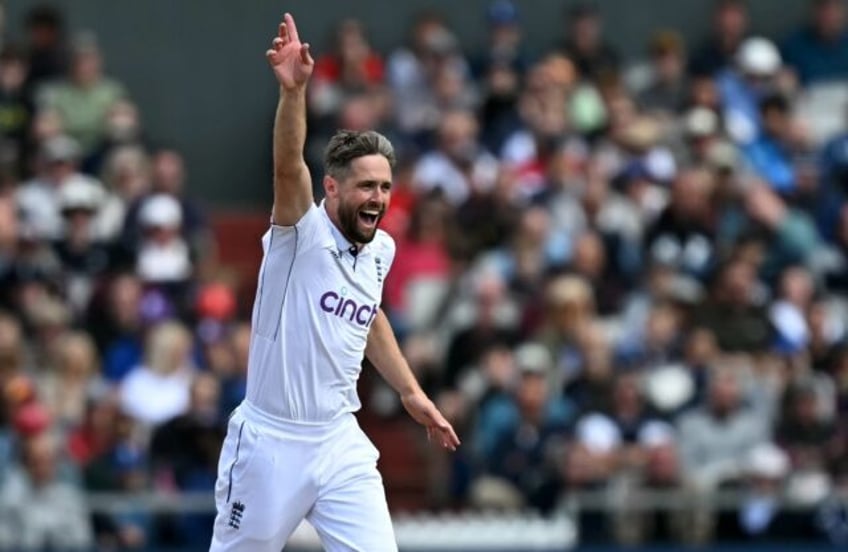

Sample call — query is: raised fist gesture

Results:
[266,13,314,90]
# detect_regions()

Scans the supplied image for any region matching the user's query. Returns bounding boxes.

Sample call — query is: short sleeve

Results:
[254,204,328,340]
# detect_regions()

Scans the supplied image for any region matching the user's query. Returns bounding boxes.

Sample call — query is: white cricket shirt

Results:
[245,201,395,423]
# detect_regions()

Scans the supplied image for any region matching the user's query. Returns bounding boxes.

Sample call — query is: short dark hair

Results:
[759,93,789,115]
[323,130,396,180]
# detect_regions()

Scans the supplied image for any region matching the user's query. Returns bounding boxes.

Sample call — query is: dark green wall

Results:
[5,0,810,209]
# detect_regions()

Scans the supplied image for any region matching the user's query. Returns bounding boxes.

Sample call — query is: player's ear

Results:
[323,175,337,197]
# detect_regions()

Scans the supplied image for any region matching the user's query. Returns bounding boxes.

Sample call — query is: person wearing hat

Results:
[712,442,810,541]
[471,342,573,512]
[716,35,794,145]
[16,134,104,241]
[53,176,110,315]
[133,193,192,288]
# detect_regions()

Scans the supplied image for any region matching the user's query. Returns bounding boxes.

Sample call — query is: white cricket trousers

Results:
[209,400,398,551]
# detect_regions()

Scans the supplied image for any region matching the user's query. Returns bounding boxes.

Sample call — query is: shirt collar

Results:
[319,199,369,257]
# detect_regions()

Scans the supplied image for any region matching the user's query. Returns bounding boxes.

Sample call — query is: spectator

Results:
[37,330,103,431]
[645,168,717,280]
[36,32,127,157]
[534,275,598,386]
[151,372,225,546]
[309,18,384,120]
[476,1,527,153]
[84,406,151,549]
[412,108,499,206]
[501,54,605,176]
[677,366,770,490]
[638,30,690,115]
[133,193,193,294]
[16,134,104,241]
[383,192,456,332]
[743,94,811,195]
[84,98,147,175]
[87,272,145,382]
[478,206,566,297]
[0,45,33,177]
[96,145,152,243]
[218,321,249,417]
[769,265,816,354]
[569,230,629,315]
[776,379,840,477]
[782,0,848,86]
[558,3,620,81]
[53,176,111,316]
[692,258,773,352]
[442,270,521,390]
[387,12,471,139]
[716,36,793,146]
[0,432,94,550]
[471,342,573,512]
[22,5,69,90]
[714,443,820,541]
[119,321,194,426]
[123,149,209,261]
[690,0,750,76]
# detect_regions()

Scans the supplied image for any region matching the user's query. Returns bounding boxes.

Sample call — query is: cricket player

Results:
[209,12,460,552]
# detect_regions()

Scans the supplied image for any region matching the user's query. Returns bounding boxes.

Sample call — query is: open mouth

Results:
[358,210,380,227]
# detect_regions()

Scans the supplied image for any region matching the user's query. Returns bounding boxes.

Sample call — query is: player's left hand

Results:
[401,391,460,451]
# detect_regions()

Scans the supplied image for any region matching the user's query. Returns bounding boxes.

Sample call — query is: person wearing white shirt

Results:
[209,14,459,552]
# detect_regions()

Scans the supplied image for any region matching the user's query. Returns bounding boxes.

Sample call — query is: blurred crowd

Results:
[1,0,848,549]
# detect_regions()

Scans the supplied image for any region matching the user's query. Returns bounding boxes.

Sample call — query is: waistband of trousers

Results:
[237,399,354,441]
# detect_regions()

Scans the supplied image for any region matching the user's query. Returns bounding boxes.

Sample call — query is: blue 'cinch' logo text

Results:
[319,291,378,327]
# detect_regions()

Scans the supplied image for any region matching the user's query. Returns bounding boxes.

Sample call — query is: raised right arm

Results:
[265,13,315,226]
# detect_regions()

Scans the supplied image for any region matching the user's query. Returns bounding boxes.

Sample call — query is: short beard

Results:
[338,201,378,244]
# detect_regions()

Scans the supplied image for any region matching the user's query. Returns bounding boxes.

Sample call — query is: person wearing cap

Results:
[677,105,735,172]
[712,443,810,541]
[471,342,573,512]
[16,134,105,241]
[133,193,193,288]
[716,35,793,145]
[52,175,111,315]
[782,0,848,86]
